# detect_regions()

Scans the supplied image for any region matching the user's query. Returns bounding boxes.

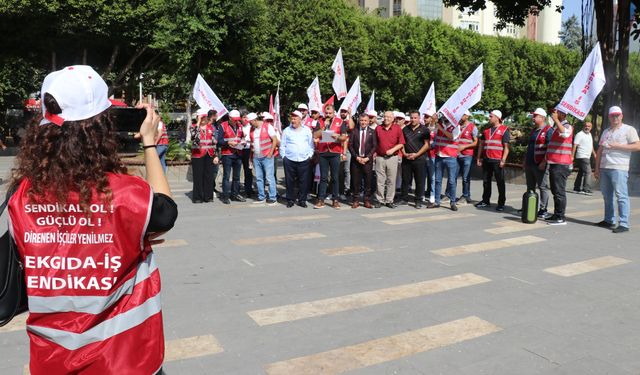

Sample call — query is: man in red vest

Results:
[545,109,574,225]
[314,105,348,209]
[249,112,279,204]
[456,110,478,204]
[217,109,246,204]
[154,111,170,173]
[429,116,460,210]
[523,108,554,219]
[476,110,510,211]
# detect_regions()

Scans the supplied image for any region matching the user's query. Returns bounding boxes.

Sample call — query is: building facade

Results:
[354,0,563,45]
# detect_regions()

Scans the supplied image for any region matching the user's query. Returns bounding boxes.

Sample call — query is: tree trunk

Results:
[113,46,148,87]
[186,92,192,143]
[594,0,616,129]
[618,0,633,120]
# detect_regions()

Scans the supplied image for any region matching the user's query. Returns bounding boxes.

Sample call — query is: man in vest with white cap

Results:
[523,108,554,219]
[249,112,279,205]
[545,108,574,225]
[314,105,348,209]
[217,109,246,204]
[594,106,640,233]
[476,110,510,211]
[456,110,478,204]
[429,115,460,210]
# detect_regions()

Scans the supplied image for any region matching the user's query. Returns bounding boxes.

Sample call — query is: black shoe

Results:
[537,210,550,219]
[286,201,295,208]
[426,202,440,209]
[204,199,212,203]
[495,206,505,212]
[297,201,308,208]
[595,220,616,229]
[374,201,382,209]
[613,226,629,233]
[450,203,458,211]
[266,199,277,205]
[221,198,231,205]
[475,201,489,208]
[546,215,567,225]
[193,200,203,204]
[415,201,422,209]
[396,199,409,205]
[231,195,246,202]
[386,203,397,209]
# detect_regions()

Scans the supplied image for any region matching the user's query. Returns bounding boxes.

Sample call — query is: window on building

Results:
[359,0,365,7]
[393,0,402,16]
[460,21,480,32]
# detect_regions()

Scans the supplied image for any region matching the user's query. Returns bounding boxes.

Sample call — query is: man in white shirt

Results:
[572,122,596,194]
[594,106,640,233]
[280,111,315,208]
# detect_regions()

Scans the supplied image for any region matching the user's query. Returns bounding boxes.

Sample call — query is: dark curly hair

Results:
[10,93,128,212]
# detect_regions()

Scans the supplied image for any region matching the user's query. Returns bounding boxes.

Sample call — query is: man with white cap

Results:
[594,106,640,233]
[429,116,460,210]
[424,111,438,203]
[545,108,574,225]
[217,109,246,204]
[314,105,348,209]
[523,108,554,219]
[249,112,279,204]
[456,110,478,204]
[476,110,510,211]
[338,108,356,200]
[298,103,310,123]
[280,110,315,208]
[367,109,379,129]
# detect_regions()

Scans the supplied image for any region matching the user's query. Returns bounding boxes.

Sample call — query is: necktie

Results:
[360,129,366,156]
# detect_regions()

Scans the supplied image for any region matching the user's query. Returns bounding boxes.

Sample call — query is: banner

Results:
[332,48,348,99]
[438,64,483,125]
[322,95,335,115]
[270,83,282,133]
[556,42,606,120]
[338,76,362,114]
[192,74,228,117]
[418,82,436,120]
[365,90,375,112]
[307,77,323,113]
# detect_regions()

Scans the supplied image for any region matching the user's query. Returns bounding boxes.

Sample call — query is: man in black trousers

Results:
[279,111,315,208]
[398,110,430,209]
[349,113,377,208]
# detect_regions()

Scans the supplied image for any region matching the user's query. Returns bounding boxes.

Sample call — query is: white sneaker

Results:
[429,195,435,204]
[253,199,266,204]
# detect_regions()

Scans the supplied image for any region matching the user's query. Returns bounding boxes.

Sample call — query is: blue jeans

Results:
[600,168,630,227]
[254,157,277,200]
[457,155,473,198]
[156,145,169,173]
[425,156,436,199]
[435,156,458,205]
[222,154,242,198]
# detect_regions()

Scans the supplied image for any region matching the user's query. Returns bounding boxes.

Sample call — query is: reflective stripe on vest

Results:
[434,126,458,158]
[27,293,162,351]
[221,121,243,156]
[250,124,274,157]
[483,125,507,160]
[192,125,216,157]
[458,123,475,156]
[546,123,573,164]
[27,254,158,314]
[157,122,169,145]
[531,125,550,164]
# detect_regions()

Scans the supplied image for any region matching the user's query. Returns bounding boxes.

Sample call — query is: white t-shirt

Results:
[599,124,640,171]
[252,124,277,154]
[573,131,594,159]
[242,124,252,149]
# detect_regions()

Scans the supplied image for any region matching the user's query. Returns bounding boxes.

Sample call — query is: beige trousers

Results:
[375,155,399,203]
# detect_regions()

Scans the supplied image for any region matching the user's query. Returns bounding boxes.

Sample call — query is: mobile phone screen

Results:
[110,107,147,133]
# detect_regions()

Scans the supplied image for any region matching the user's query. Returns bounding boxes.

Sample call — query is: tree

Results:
[559,15,582,50]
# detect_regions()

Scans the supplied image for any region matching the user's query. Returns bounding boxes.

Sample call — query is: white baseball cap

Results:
[262,112,274,121]
[297,103,308,111]
[40,65,112,126]
[394,111,404,119]
[228,109,241,120]
[366,109,377,117]
[464,110,472,116]
[532,108,547,117]
[490,110,502,120]
[608,106,623,116]
[291,110,303,118]
[247,112,258,121]
[424,109,436,117]
[404,115,410,121]
[196,108,209,118]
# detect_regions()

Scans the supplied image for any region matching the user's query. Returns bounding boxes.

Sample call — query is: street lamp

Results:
[139,73,145,104]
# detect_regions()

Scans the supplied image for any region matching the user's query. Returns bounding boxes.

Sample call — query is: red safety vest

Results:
[532,125,551,164]
[546,122,573,165]
[483,125,508,160]
[303,117,315,130]
[156,121,169,146]
[220,121,244,156]
[428,128,436,159]
[8,174,162,375]
[317,117,344,154]
[250,124,275,158]
[191,124,216,158]
[434,124,459,158]
[458,122,476,156]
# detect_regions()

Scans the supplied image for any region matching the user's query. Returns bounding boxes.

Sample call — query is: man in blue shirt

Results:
[279,110,315,208]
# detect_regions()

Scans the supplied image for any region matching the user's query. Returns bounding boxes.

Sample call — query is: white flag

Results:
[307,76,323,113]
[274,83,282,133]
[438,64,483,125]
[419,82,436,119]
[332,48,348,99]
[339,76,362,114]
[192,74,228,117]
[556,42,606,120]
[365,90,375,112]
